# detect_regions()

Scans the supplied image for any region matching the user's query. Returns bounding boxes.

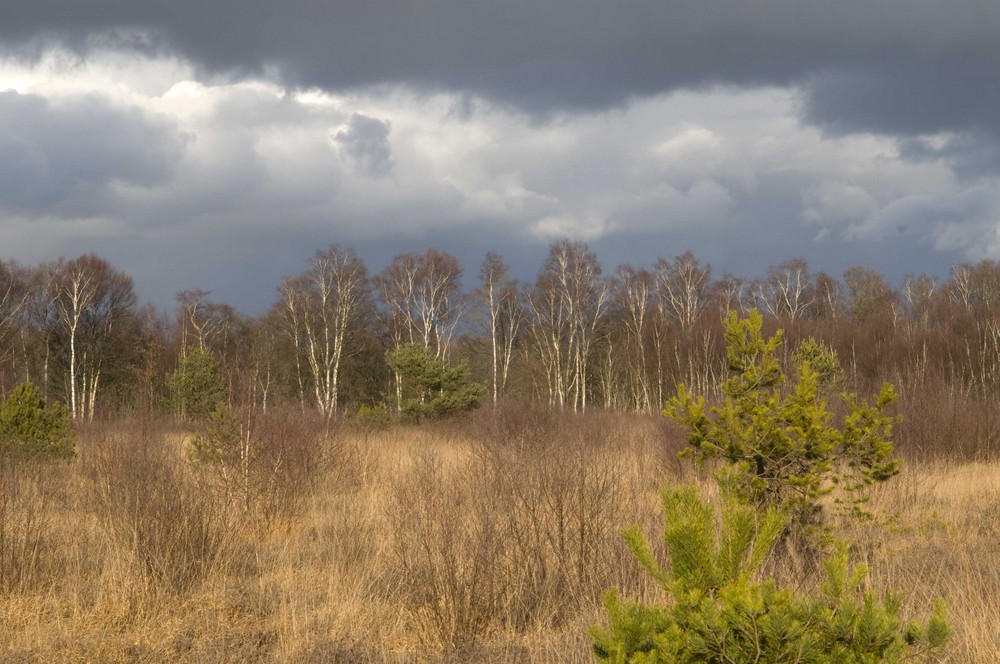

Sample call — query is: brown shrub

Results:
[0,460,66,591]
[79,419,243,594]
[187,405,346,525]
[387,405,666,650]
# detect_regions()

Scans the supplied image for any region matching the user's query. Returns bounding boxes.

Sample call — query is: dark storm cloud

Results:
[802,57,1000,179]
[898,132,1000,179]
[3,1,998,123]
[0,90,186,213]
[7,2,1000,186]
[335,113,394,177]
[3,2,998,313]
[802,59,1000,139]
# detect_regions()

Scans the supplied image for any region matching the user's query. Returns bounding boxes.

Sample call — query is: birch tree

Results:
[527,240,610,411]
[478,252,524,405]
[177,289,229,355]
[376,249,465,360]
[812,271,844,321]
[944,262,1000,394]
[756,258,814,322]
[279,245,370,421]
[948,261,1000,314]
[651,251,716,399]
[49,254,137,420]
[376,250,465,411]
[0,261,29,392]
[654,251,712,331]
[713,275,751,317]
[616,264,653,412]
[50,258,95,420]
[902,273,938,328]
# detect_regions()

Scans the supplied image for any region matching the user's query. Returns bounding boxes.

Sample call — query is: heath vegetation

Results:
[0,243,996,660]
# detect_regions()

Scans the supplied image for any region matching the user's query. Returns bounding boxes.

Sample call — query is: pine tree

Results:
[386,343,485,421]
[168,348,226,420]
[664,310,899,534]
[591,479,949,663]
[0,382,75,460]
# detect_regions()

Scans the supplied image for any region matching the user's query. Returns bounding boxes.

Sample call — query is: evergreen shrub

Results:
[591,479,949,663]
[0,382,74,460]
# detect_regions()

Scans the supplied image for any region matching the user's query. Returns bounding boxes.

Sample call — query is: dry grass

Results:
[858,461,1000,663]
[0,406,995,662]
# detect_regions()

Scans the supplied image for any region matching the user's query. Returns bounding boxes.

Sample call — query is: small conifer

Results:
[168,349,227,420]
[591,480,950,663]
[387,343,485,420]
[0,382,74,460]
[665,310,899,534]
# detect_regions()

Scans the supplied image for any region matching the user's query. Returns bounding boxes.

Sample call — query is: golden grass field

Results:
[0,407,996,662]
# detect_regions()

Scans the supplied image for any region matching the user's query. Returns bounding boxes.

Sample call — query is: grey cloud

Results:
[898,132,1000,180]
[209,85,344,129]
[0,90,186,214]
[2,6,997,315]
[335,113,394,177]
[802,57,1000,180]
[847,186,1000,252]
[6,0,1000,188]
[803,62,1000,139]
[608,179,736,236]
[3,1,998,121]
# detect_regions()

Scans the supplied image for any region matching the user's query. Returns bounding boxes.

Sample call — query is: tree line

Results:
[0,242,998,421]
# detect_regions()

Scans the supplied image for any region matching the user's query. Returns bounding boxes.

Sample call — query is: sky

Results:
[1,1,999,314]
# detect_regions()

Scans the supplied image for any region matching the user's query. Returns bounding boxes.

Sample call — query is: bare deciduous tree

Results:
[479,252,524,405]
[756,258,814,321]
[377,250,465,411]
[654,251,712,332]
[49,254,137,420]
[279,245,370,421]
[616,264,653,412]
[0,261,29,391]
[376,249,465,360]
[843,266,899,325]
[527,241,610,412]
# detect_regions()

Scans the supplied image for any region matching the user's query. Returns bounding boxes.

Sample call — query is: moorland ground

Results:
[0,403,997,663]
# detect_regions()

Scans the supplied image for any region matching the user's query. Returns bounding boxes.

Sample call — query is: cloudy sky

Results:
[1,1,998,313]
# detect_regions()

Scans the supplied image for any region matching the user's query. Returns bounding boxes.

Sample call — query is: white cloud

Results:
[1,45,997,309]
[801,182,877,226]
[531,214,608,240]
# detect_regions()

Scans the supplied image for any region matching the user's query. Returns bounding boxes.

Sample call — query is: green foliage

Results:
[665,310,900,533]
[791,337,844,393]
[168,349,226,420]
[591,482,950,663]
[0,382,74,460]
[187,402,240,465]
[387,343,485,421]
[355,402,393,429]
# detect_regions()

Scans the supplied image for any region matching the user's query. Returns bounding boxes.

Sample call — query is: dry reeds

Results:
[0,406,994,661]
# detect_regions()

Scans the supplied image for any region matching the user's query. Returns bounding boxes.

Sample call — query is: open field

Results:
[0,407,996,662]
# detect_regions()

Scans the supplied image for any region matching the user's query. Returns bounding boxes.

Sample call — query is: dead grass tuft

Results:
[0,410,994,661]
